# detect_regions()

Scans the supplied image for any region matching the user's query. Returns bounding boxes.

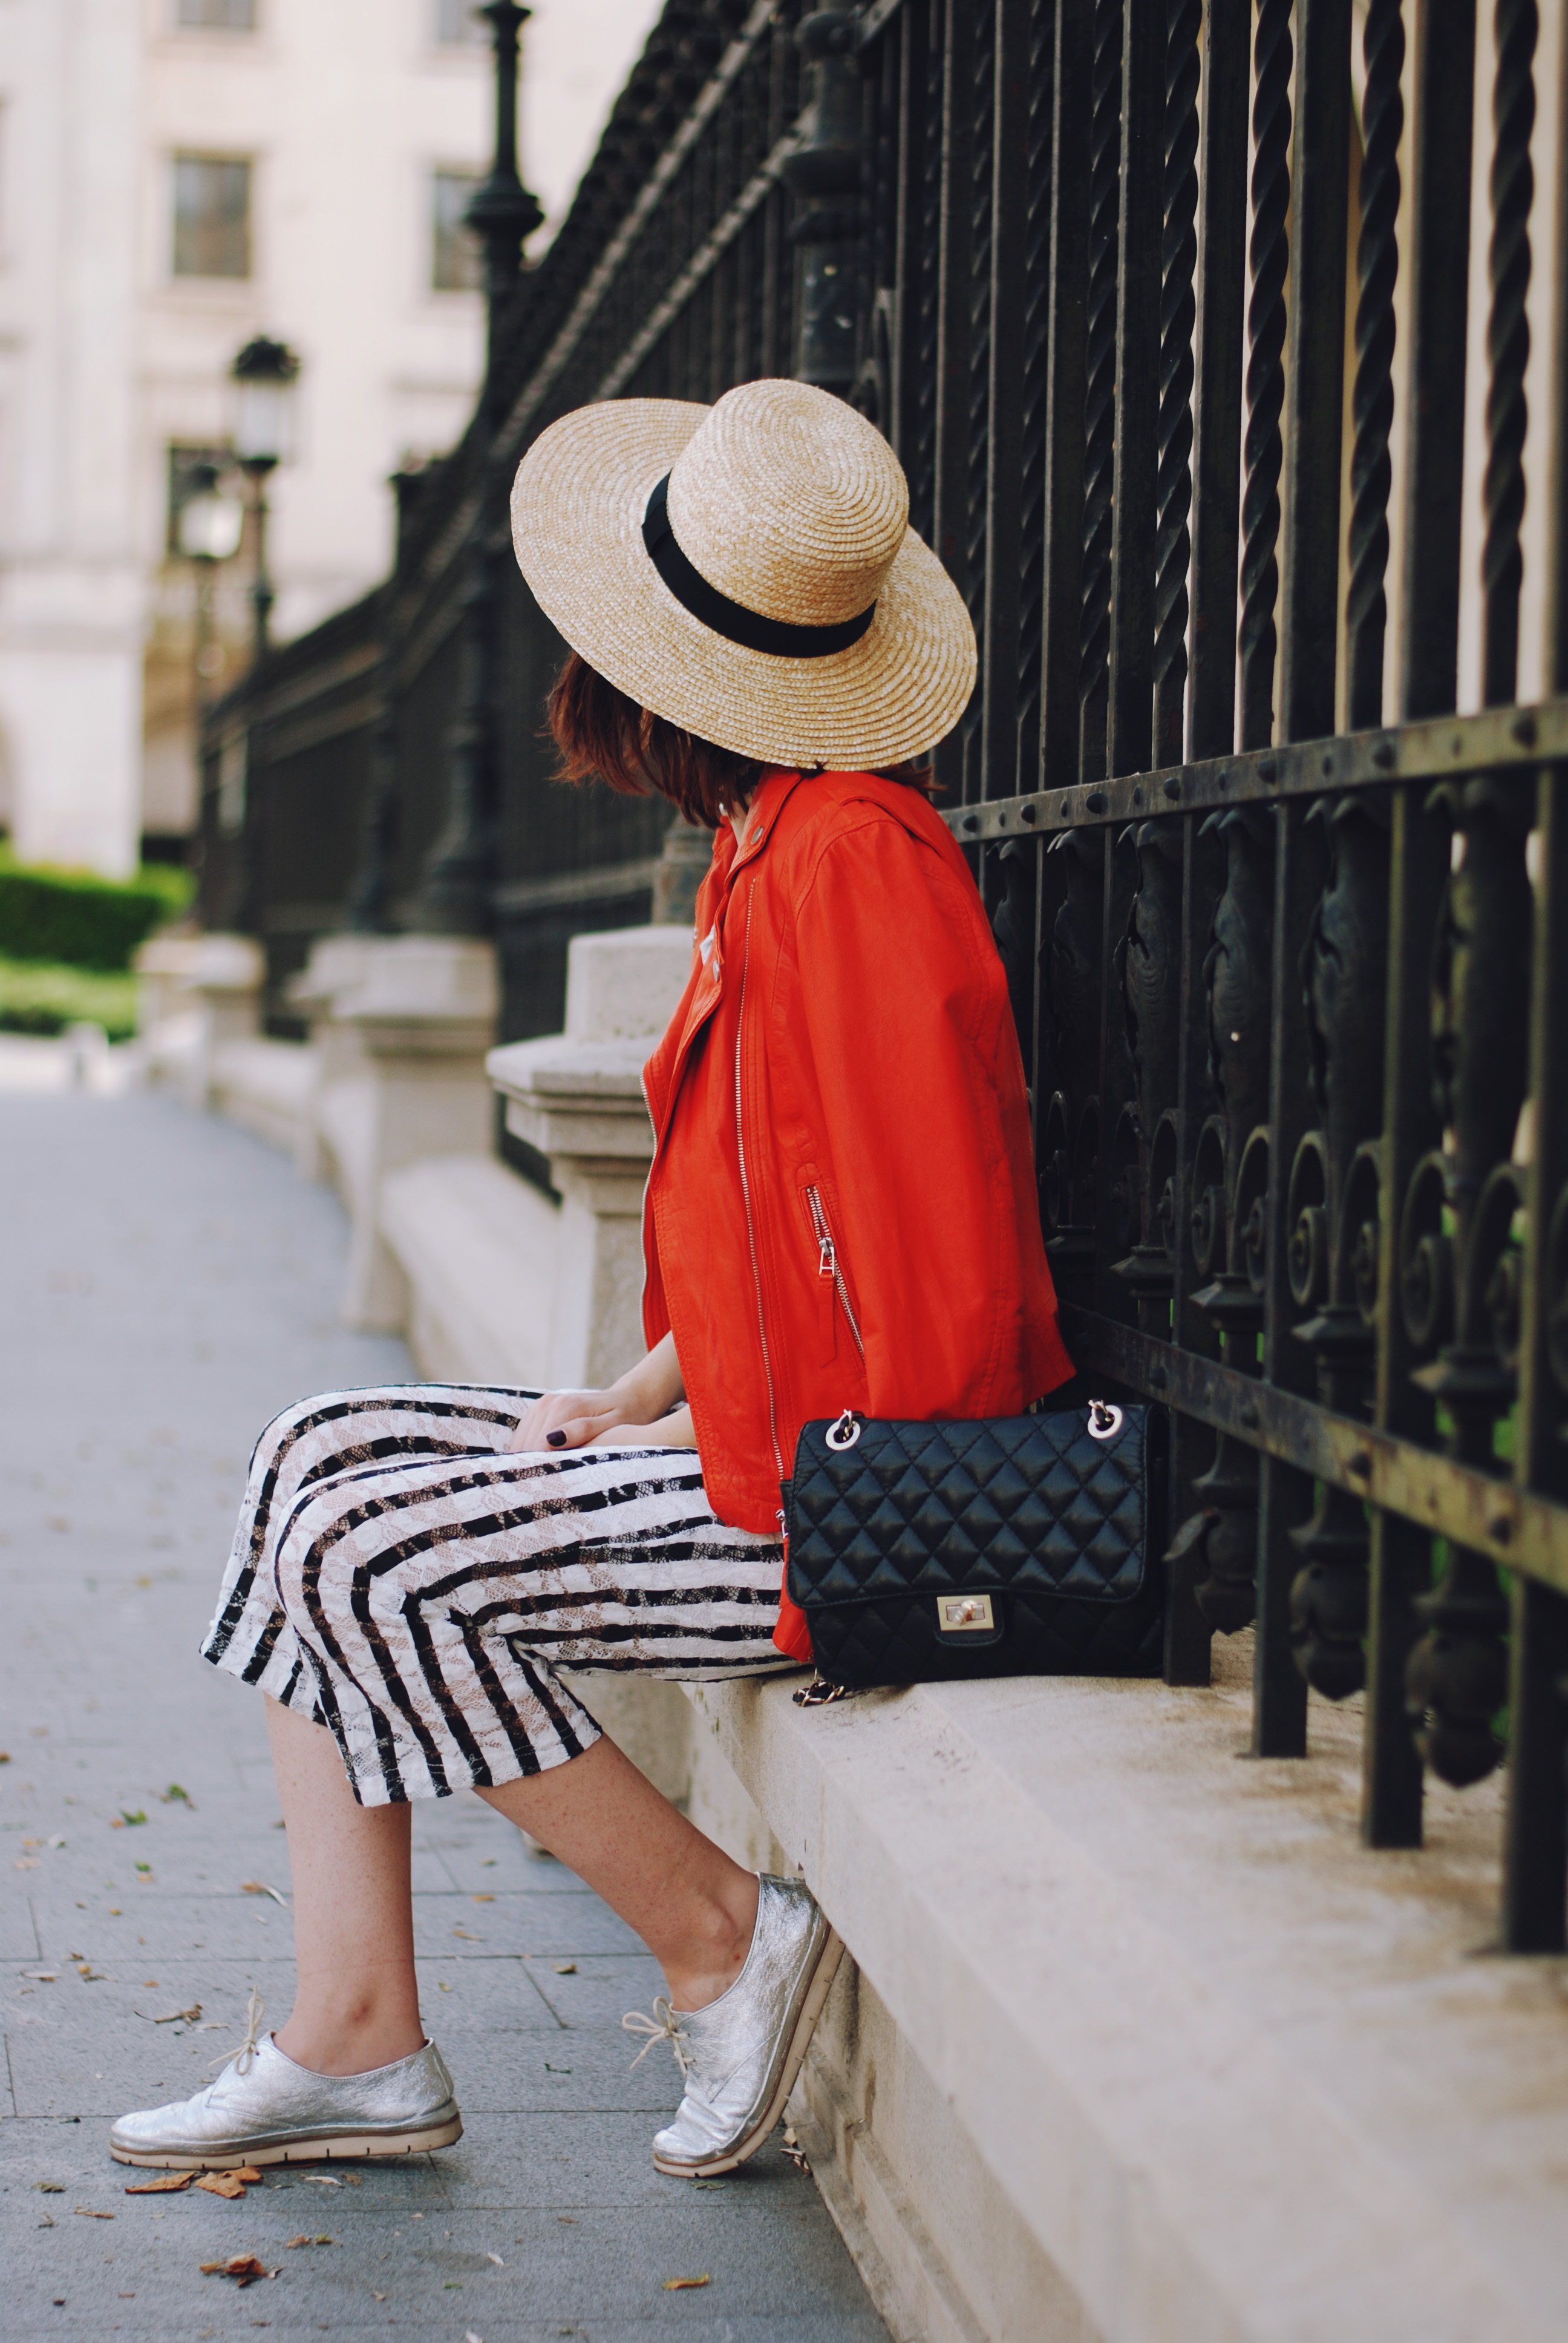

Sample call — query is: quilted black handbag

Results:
[782,1400,1165,1694]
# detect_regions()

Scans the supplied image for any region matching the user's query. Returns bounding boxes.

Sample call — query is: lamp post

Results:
[463,2,543,425]
[410,4,541,932]
[230,334,301,668]
[177,460,245,714]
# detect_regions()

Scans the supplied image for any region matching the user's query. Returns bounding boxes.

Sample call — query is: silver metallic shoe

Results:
[109,1991,462,2169]
[623,1873,843,2178]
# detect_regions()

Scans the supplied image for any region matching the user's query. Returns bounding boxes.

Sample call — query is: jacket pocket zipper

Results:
[806,1185,864,1358]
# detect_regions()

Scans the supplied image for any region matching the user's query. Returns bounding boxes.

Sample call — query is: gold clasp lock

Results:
[938,1593,995,1633]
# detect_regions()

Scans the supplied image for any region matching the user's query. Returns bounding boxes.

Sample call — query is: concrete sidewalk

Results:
[0,1092,886,2343]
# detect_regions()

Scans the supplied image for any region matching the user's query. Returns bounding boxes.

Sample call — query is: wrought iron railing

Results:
[202,0,1568,1948]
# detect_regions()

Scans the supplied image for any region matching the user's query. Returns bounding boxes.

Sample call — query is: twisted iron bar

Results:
[909,8,948,544]
[1238,0,1293,752]
[1013,0,1056,779]
[1344,0,1404,731]
[962,0,999,776]
[1480,0,1537,708]
[1078,0,1124,775]
[1152,0,1202,767]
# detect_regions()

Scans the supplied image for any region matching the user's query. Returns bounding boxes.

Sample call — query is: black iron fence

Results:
[201,0,1568,1948]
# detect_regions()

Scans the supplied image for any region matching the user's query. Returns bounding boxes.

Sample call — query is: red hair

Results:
[546,650,937,830]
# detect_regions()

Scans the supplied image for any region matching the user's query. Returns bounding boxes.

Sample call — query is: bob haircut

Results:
[546,650,936,831]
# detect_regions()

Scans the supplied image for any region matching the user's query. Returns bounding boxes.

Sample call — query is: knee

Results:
[246,1391,339,1482]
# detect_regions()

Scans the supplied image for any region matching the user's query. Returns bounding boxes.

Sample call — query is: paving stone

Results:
[1,1093,884,2339]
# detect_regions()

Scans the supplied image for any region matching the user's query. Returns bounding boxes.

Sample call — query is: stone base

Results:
[679,1647,1568,2343]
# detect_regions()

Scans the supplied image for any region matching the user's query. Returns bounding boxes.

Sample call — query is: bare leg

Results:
[267,1699,423,2075]
[267,1702,759,2077]
[477,1740,759,2012]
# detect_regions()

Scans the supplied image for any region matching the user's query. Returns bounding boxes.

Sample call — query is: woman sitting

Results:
[110,379,1070,2181]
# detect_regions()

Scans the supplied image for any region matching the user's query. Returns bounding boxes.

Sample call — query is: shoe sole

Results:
[109,2114,463,2170]
[652,1926,844,2179]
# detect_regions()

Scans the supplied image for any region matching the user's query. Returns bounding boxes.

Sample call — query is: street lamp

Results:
[229,333,301,667]
[177,459,245,713]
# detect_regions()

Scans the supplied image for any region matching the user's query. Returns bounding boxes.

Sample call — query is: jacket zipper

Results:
[734,890,785,1483]
[805,1185,865,1357]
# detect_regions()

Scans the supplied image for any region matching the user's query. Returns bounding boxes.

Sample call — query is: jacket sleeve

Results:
[791,810,1065,1418]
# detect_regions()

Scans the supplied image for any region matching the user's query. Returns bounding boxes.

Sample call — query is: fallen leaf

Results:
[161,1784,194,1806]
[125,2174,193,2194]
[34,2181,65,2194]
[544,2063,572,2074]
[153,2004,202,2025]
[142,1979,159,1987]
[284,2235,312,2250]
[119,1810,148,1827]
[662,2274,711,2291]
[472,1893,495,1903]
[13,1857,39,1870]
[313,2233,333,2246]
[74,2207,115,2220]
[0,1751,9,1761]
[452,1927,483,1940]
[690,2177,728,2190]
[194,2172,247,2200]
[21,1971,57,1982]
[486,2250,504,2266]
[373,2291,388,2301]
[239,1880,287,1907]
[201,2253,271,2286]
[135,1863,153,1876]
[552,1961,576,1974]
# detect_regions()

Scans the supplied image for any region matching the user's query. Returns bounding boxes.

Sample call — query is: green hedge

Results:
[0,954,139,1041]
[0,852,192,972]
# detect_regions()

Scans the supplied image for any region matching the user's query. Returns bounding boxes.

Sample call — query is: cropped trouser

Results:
[200,1383,791,1807]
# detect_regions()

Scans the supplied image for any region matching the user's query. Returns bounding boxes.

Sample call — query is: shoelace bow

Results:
[622,1997,694,2077]
[208,1985,266,2077]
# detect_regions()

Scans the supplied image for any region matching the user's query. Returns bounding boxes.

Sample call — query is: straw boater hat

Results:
[509,378,976,770]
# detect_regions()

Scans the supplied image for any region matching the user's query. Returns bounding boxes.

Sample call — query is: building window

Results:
[172,155,252,280]
[175,0,257,27]
[431,170,483,292]
[434,0,487,44]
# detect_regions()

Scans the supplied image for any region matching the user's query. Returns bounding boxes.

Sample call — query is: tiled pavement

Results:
[1,1089,886,2343]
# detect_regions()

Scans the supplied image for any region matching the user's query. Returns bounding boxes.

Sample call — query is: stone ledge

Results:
[379,1153,557,1389]
[685,1648,1568,2343]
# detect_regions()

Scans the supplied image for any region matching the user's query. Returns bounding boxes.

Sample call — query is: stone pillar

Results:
[486,924,695,1388]
[333,937,499,1330]
[178,934,266,1110]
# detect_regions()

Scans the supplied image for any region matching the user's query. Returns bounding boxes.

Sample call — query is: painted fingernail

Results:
[546,1429,567,1447]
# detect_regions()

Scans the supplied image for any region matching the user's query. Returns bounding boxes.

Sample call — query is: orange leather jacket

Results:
[640,767,1074,1662]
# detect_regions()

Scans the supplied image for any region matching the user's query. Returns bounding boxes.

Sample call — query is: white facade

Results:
[0,0,661,878]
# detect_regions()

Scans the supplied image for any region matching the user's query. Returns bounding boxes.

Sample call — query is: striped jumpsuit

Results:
[200,1381,792,1806]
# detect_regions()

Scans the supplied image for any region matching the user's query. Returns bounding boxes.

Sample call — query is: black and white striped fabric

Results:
[200,1383,791,1806]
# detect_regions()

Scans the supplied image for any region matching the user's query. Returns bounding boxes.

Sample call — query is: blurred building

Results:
[0,0,659,879]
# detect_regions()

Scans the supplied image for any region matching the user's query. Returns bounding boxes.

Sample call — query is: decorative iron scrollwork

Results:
[1401,778,1535,1784]
[1111,817,1184,1302]
[1284,797,1393,1697]
[1178,805,1278,1633]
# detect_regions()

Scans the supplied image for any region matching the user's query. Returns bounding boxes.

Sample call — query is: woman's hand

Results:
[505,1332,687,1453]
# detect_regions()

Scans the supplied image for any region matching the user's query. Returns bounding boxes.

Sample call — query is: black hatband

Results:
[641,473,875,659]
